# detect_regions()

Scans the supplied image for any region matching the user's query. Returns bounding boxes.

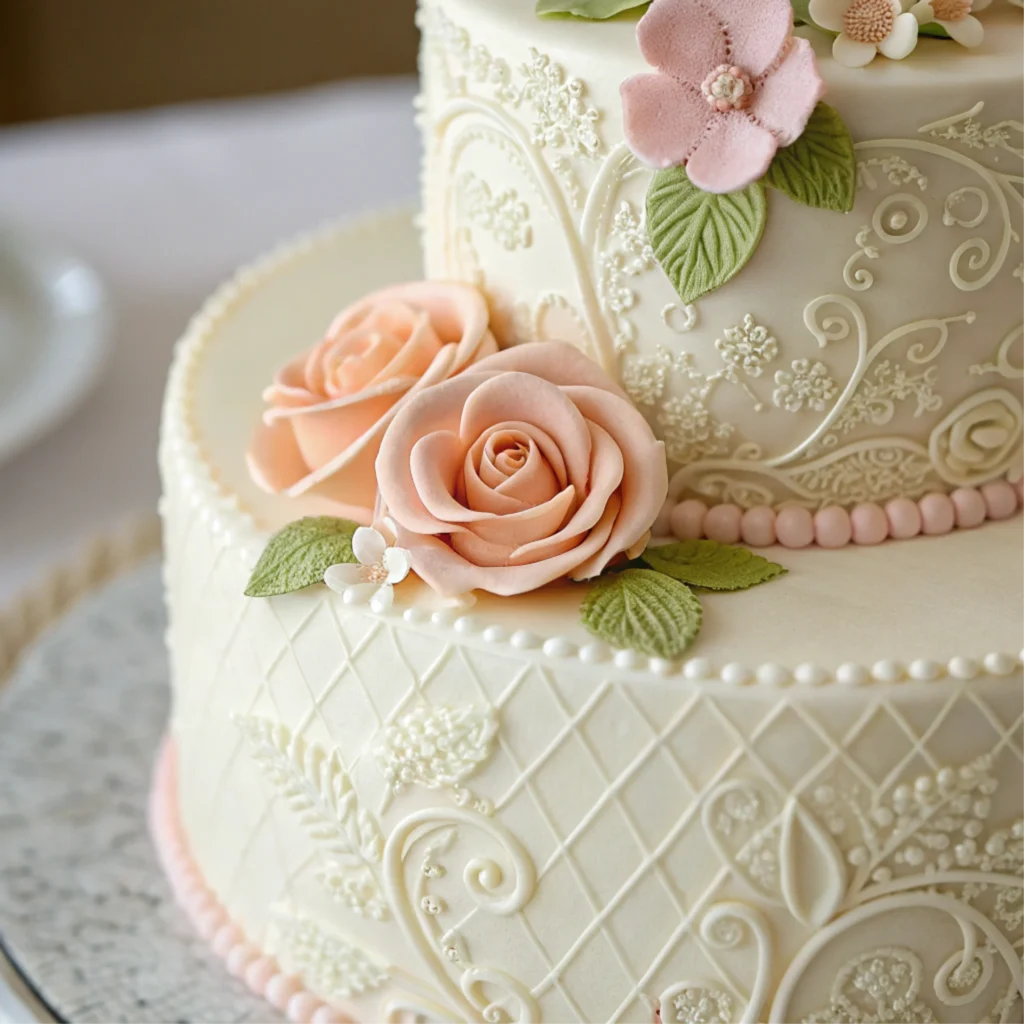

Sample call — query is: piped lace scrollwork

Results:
[669,294,984,507]
[657,903,773,1024]
[972,325,1024,382]
[383,807,539,1024]
[420,10,1024,511]
[698,755,1023,1024]
[769,894,1024,1023]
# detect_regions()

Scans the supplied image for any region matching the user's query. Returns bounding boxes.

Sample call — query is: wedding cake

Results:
[155,1,1024,1022]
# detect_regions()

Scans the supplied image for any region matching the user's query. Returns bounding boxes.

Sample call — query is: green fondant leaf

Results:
[244,516,359,598]
[765,103,856,213]
[641,539,787,592]
[580,569,702,659]
[537,0,820,24]
[536,0,649,17]
[646,167,767,306]
[919,22,952,38]
[790,0,813,23]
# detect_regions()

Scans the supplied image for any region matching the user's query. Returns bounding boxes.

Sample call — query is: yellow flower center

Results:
[843,0,895,44]
[362,562,390,585]
[931,0,971,20]
[701,64,754,113]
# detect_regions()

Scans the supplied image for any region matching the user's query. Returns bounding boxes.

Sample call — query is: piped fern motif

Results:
[235,715,389,920]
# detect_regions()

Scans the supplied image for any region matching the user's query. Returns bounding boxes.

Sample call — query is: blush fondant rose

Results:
[248,282,498,523]
[621,0,825,193]
[375,342,669,597]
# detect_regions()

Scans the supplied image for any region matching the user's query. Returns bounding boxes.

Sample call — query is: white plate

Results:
[0,227,110,467]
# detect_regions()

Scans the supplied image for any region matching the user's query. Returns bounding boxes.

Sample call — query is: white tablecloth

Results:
[0,78,419,607]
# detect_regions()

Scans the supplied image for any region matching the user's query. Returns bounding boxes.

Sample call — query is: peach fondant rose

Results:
[248,282,498,523]
[376,342,669,597]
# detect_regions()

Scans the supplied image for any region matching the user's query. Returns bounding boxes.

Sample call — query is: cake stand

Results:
[0,520,287,1024]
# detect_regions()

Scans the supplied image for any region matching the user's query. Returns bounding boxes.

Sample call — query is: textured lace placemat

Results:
[0,558,285,1024]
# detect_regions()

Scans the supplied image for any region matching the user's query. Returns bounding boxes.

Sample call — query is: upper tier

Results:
[418,0,1024,511]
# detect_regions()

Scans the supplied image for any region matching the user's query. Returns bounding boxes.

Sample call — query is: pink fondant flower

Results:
[621,0,826,193]
[375,342,668,598]
[248,282,498,524]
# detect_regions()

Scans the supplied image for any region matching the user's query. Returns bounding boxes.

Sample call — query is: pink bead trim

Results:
[663,478,1023,549]
[149,738,357,1024]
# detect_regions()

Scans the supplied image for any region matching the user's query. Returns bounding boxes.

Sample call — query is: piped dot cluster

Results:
[149,739,358,1024]
[655,477,1023,550]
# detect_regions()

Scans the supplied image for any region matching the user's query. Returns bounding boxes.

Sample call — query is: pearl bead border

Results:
[394,602,1024,688]
[658,481,1024,551]
[161,210,1024,689]
[149,738,358,1024]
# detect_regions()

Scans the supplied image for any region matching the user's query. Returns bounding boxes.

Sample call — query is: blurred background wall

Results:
[0,0,420,125]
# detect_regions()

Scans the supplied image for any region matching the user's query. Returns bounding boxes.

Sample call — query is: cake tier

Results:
[160,213,1024,1024]
[418,0,1024,511]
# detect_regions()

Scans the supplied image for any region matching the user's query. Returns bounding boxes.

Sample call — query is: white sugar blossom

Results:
[809,0,920,67]
[910,0,986,47]
[324,525,411,613]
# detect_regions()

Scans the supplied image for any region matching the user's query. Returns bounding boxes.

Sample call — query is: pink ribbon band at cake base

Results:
[149,738,357,1024]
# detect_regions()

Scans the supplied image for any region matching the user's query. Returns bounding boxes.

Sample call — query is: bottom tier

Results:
[159,213,1024,1024]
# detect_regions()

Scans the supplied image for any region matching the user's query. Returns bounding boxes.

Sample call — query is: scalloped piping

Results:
[150,737,357,1024]
[161,210,1024,687]
[0,515,161,684]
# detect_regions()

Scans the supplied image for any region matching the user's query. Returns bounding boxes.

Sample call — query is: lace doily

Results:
[0,523,285,1024]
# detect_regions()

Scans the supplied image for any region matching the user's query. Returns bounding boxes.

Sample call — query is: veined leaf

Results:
[647,167,767,306]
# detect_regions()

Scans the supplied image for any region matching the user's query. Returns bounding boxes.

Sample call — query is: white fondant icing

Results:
[160,213,1023,1021]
